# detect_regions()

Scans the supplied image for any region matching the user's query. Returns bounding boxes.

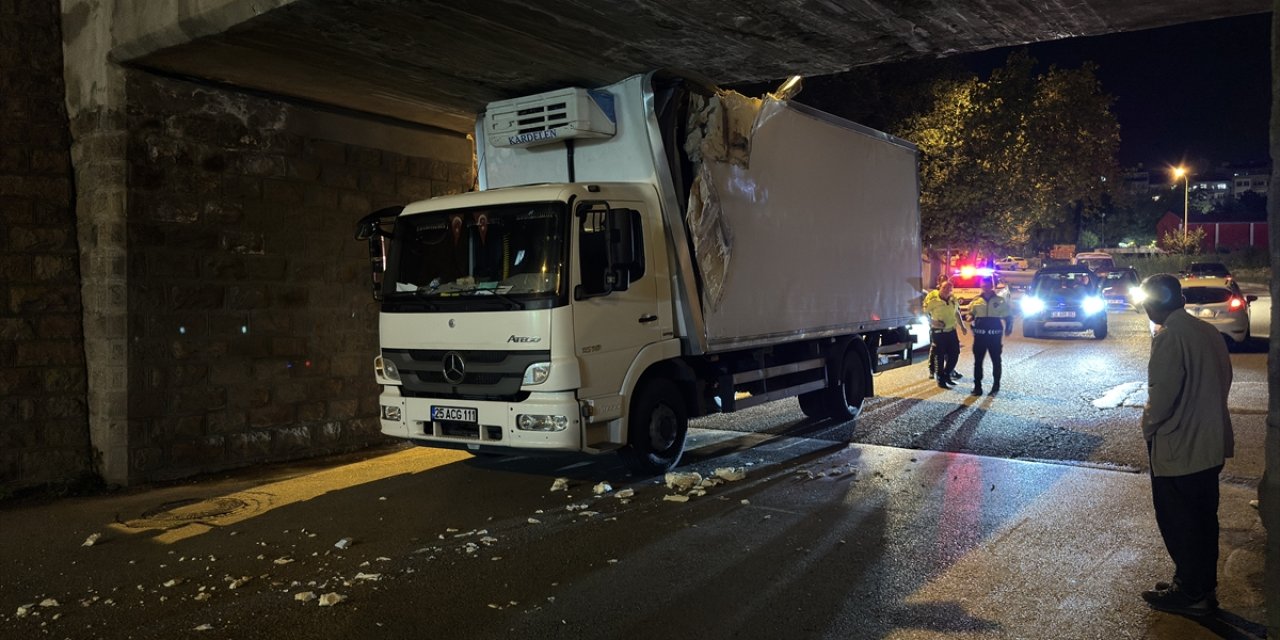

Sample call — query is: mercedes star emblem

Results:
[442,351,466,384]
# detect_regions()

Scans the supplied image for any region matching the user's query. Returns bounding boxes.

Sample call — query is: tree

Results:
[897,50,1120,254]
[1159,227,1206,254]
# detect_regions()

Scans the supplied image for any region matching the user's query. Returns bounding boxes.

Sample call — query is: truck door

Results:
[572,201,664,401]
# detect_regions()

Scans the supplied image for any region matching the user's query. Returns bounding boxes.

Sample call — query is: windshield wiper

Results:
[455,286,525,310]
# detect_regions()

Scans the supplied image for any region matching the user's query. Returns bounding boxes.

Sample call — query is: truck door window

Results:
[577,205,644,299]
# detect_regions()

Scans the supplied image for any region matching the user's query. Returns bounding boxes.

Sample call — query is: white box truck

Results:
[356,70,923,474]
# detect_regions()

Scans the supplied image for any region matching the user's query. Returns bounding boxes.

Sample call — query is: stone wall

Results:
[125,72,471,480]
[0,0,92,491]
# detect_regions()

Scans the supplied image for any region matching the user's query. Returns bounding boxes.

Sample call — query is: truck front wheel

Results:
[619,379,688,476]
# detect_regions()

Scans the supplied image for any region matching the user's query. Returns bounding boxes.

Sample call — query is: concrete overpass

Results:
[12,0,1273,487]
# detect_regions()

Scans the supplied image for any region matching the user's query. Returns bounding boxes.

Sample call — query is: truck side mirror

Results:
[354,206,403,301]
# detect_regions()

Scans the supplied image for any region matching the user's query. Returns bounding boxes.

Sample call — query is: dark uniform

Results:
[968,283,1012,395]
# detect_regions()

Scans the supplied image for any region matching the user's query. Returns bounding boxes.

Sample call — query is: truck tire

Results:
[798,390,828,419]
[1093,321,1107,340]
[825,346,870,420]
[618,379,688,476]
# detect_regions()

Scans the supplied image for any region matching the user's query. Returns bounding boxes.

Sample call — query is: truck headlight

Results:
[1020,297,1045,315]
[1082,296,1105,315]
[375,355,401,384]
[522,362,551,386]
[1129,287,1146,304]
[516,414,568,431]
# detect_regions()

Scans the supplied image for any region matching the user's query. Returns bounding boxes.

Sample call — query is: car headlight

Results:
[522,362,551,386]
[517,414,568,431]
[375,355,401,384]
[1082,296,1105,315]
[1129,287,1146,303]
[1020,297,1045,315]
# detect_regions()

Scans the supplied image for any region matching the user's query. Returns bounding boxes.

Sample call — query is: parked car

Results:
[1100,267,1142,312]
[994,256,1029,271]
[1183,261,1233,281]
[1020,265,1107,339]
[950,266,1005,313]
[1073,251,1115,273]
[1178,277,1257,348]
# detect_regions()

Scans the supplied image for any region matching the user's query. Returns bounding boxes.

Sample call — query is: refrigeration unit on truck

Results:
[355,70,923,474]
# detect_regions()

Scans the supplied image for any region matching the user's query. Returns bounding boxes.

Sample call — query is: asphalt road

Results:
[0,300,1269,639]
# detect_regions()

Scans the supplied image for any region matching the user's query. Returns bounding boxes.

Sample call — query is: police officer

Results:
[968,276,1012,395]
[925,279,967,389]
[923,273,950,380]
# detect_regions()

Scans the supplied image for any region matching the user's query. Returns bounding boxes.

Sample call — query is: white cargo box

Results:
[486,87,616,148]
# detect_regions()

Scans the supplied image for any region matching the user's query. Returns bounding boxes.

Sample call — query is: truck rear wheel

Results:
[798,390,828,419]
[619,379,687,476]
[825,347,870,420]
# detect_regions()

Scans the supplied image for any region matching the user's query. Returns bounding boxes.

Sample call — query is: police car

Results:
[950,266,1004,313]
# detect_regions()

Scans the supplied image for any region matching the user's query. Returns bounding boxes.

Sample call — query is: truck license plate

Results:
[431,406,478,422]
[1051,311,1075,318]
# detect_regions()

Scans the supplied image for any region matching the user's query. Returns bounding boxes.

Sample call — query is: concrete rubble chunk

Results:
[82,533,101,547]
[194,593,212,602]
[663,494,690,503]
[228,577,252,590]
[463,543,479,554]
[16,604,35,618]
[480,536,498,545]
[295,591,316,603]
[334,538,354,550]
[354,573,381,581]
[714,467,747,482]
[39,598,59,607]
[195,623,213,631]
[615,488,635,499]
[576,511,599,517]
[318,592,346,607]
[163,579,181,588]
[550,477,569,492]
[527,518,542,525]
[273,557,294,565]
[565,503,590,512]
[592,482,612,495]
[664,472,702,492]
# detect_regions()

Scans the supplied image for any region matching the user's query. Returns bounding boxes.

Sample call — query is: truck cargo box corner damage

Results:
[683,90,763,310]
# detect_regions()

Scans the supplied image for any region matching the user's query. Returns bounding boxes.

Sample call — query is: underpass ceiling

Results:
[129,0,1270,133]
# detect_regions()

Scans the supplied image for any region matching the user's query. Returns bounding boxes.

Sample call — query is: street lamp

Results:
[1172,166,1189,242]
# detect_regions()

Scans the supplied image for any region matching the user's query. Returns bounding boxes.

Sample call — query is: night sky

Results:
[960,13,1271,173]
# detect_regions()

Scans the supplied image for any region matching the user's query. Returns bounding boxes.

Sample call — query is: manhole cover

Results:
[141,497,248,521]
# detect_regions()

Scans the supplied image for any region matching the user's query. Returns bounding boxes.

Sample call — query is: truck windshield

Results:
[382,202,568,310]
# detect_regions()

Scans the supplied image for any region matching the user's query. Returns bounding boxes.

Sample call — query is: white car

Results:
[994,256,1029,271]
[949,267,1005,313]
[1178,277,1257,348]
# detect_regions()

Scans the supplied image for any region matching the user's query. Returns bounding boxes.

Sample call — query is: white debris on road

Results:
[714,467,747,482]
[15,604,34,618]
[565,503,590,512]
[353,573,382,582]
[663,495,690,503]
[592,482,612,495]
[318,592,346,607]
[194,592,212,602]
[334,538,354,550]
[550,477,570,492]
[194,623,213,631]
[615,488,635,499]
[1092,382,1147,409]
[81,533,101,547]
[163,579,182,588]
[294,591,316,603]
[527,517,542,525]
[39,598,59,607]
[273,557,294,565]
[664,472,702,492]
[228,576,252,590]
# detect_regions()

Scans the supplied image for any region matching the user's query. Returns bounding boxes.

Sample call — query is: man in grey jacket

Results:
[1139,273,1235,617]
